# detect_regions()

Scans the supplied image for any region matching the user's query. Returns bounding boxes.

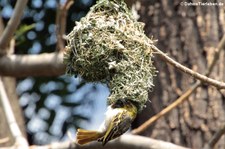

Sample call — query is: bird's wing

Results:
[100,110,132,145]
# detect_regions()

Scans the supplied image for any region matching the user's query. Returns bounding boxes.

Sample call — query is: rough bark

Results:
[134,0,225,148]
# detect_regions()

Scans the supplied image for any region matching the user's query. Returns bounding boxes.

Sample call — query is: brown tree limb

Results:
[206,34,225,76]
[56,0,74,51]
[151,44,225,89]
[132,34,225,134]
[0,0,28,53]
[132,82,200,134]
[0,52,65,77]
[28,135,189,149]
[204,124,225,149]
[0,77,28,147]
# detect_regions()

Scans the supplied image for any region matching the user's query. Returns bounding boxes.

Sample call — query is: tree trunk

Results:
[135,0,225,148]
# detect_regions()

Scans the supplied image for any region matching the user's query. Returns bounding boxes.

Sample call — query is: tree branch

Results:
[56,0,74,51]
[150,42,225,89]
[0,0,28,53]
[29,135,189,149]
[0,52,65,77]
[206,34,225,76]
[0,77,28,147]
[204,124,225,149]
[132,82,200,134]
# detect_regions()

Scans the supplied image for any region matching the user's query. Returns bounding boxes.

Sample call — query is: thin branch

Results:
[132,34,225,135]
[56,0,74,51]
[132,82,200,134]
[0,77,28,147]
[0,52,65,77]
[29,135,189,149]
[0,0,28,53]
[204,124,225,149]
[150,42,225,89]
[206,34,225,76]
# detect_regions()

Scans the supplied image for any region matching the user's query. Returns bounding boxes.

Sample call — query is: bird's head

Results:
[112,99,138,117]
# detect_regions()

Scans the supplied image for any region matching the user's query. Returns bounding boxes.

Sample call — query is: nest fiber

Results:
[64,0,156,112]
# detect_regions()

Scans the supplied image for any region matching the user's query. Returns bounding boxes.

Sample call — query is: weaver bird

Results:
[76,99,137,146]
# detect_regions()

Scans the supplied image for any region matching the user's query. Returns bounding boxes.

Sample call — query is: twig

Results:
[132,82,200,134]
[0,77,28,147]
[56,0,74,51]
[132,34,225,134]
[204,124,225,149]
[205,34,225,76]
[151,44,225,89]
[0,0,28,53]
[0,52,65,77]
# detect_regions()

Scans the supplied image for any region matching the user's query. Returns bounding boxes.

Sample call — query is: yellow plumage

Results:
[76,99,137,145]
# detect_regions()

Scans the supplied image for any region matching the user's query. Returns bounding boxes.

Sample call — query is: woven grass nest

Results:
[64,0,156,112]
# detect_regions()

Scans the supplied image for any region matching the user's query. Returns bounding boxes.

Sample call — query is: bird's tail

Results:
[76,129,103,145]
